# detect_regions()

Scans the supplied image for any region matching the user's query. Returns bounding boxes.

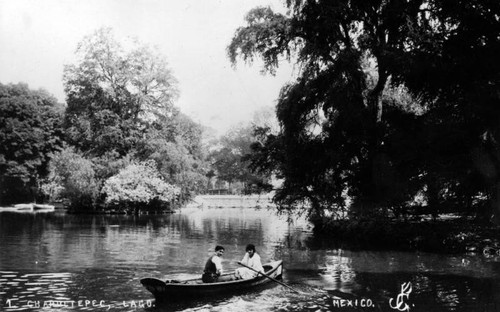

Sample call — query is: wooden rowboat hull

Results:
[141,260,283,302]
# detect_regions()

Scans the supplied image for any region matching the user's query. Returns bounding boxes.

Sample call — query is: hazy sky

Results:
[0,0,294,135]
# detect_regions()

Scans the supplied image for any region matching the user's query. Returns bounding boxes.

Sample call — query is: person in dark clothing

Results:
[202,245,224,283]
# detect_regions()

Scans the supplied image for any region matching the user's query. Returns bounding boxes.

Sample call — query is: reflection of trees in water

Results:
[172,207,309,257]
[0,212,181,270]
[2,211,500,311]
[314,249,500,312]
[266,213,313,264]
[353,272,500,312]
[0,212,55,270]
[1,208,310,272]
[267,243,500,312]
[165,208,268,245]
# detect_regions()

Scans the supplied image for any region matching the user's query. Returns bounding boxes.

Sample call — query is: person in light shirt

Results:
[235,244,264,279]
[202,245,224,283]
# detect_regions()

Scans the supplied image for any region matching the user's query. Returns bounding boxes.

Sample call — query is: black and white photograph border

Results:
[1,0,499,311]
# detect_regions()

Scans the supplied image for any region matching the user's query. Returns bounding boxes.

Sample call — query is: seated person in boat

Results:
[235,244,264,279]
[202,245,224,283]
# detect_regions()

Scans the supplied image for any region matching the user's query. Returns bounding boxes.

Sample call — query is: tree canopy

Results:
[229,0,500,222]
[0,83,64,205]
[63,27,179,156]
[102,160,180,213]
[43,147,100,210]
[209,109,277,194]
[47,27,208,211]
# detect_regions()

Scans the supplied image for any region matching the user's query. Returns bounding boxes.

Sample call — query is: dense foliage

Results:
[209,108,278,194]
[135,111,208,203]
[40,27,208,212]
[0,83,64,205]
[229,0,500,223]
[2,27,284,210]
[63,27,178,156]
[42,147,100,210]
[102,160,180,213]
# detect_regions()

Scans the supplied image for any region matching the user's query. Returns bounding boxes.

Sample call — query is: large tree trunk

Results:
[472,144,500,224]
[355,63,389,216]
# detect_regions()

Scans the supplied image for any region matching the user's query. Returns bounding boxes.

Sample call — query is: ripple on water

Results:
[0,271,75,308]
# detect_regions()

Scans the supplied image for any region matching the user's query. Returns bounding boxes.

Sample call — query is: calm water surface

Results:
[1,206,499,311]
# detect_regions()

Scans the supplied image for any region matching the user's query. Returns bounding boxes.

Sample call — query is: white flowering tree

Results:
[102,160,180,213]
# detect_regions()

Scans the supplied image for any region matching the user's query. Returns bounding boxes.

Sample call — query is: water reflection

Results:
[1,207,500,311]
[287,249,500,311]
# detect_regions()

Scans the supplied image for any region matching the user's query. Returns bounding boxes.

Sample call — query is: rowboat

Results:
[140,260,283,302]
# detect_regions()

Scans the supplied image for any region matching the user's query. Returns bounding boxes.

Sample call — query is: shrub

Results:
[41,147,100,210]
[101,160,180,212]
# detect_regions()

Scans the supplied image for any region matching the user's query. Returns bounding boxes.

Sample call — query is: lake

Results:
[1,206,499,311]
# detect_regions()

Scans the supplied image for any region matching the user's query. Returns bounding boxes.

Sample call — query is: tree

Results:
[229,0,500,222]
[251,105,280,136]
[0,83,64,205]
[55,28,207,210]
[42,147,100,210]
[101,160,180,213]
[394,0,500,221]
[63,27,178,156]
[136,116,209,203]
[210,123,273,194]
[229,2,413,217]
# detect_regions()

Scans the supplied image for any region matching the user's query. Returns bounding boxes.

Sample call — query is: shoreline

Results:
[3,200,499,258]
[312,217,500,256]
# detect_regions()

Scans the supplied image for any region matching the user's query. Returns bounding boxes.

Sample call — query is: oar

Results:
[238,262,346,309]
[237,261,303,294]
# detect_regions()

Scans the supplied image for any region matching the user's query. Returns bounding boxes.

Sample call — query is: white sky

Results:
[0,0,295,135]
